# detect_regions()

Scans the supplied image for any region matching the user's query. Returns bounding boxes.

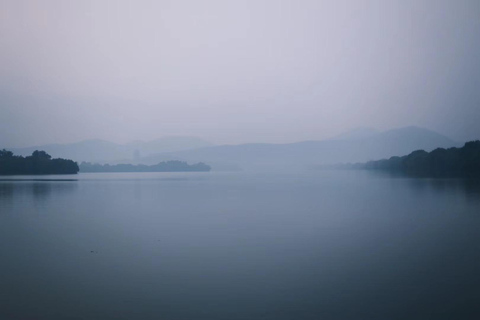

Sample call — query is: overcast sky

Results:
[1,0,479,147]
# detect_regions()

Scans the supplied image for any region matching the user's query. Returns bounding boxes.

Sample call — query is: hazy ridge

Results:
[6,126,461,172]
[139,126,460,171]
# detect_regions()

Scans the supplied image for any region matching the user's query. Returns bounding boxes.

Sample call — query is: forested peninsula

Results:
[0,150,79,175]
[79,161,211,173]
[357,141,480,177]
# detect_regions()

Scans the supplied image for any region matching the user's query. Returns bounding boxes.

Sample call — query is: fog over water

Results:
[1,0,480,147]
[1,172,480,320]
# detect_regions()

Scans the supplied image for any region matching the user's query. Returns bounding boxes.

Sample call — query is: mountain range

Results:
[138,126,460,171]
[6,126,462,171]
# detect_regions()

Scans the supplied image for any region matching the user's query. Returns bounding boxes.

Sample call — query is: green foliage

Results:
[0,149,14,158]
[0,150,79,175]
[31,150,52,160]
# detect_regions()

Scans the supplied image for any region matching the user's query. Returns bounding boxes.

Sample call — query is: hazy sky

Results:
[1,0,479,147]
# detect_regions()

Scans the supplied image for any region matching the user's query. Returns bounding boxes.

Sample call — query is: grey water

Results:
[1,171,480,320]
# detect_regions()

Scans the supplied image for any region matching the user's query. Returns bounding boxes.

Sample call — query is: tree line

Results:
[79,160,211,172]
[0,150,79,175]
[359,140,480,177]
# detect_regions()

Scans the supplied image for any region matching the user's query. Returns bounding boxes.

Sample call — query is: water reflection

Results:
[0,180,78,203]
[366,170,480,202]
[426,178,480,201]
[0,172,479,320]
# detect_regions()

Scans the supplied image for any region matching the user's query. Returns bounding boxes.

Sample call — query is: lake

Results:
[1,171,480,320]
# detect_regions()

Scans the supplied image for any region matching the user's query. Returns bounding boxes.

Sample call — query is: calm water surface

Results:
[1,171,480,320]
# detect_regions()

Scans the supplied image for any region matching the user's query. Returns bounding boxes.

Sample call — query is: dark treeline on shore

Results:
[356,141,480,177]
[79,161,211,173]
[0,150,79,175]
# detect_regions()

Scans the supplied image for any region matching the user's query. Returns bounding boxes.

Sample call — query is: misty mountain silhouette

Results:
[7,127,460,172]
[139,126,459,171]
[10,136,213,163]
[331,127,379,140]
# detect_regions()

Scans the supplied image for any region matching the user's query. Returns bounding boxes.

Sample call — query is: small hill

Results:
[0,150,79,175]
[358,140,480,177]
[79,161,211,173]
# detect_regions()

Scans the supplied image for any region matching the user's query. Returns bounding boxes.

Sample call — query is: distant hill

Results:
[356,140,480,177]
[138,126,459,171]
[124,136,213,155]
[79,161,211,173]
[9,136,212,163]
[6,127,459,172]
[331,127,379,140]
